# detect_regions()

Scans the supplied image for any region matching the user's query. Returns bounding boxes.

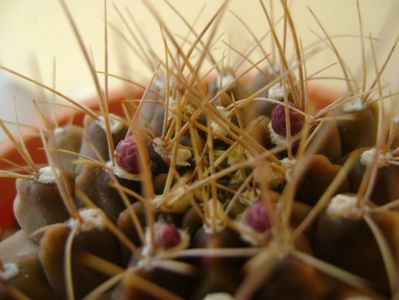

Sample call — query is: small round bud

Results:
[244,201,271,233]
[271,104,304,136]
[115,136,145,174]
[155,223,181,249]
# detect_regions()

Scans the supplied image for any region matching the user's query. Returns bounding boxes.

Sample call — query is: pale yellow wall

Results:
[0,0,398,101]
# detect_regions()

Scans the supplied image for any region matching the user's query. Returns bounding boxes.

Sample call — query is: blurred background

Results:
[0,0,398,138]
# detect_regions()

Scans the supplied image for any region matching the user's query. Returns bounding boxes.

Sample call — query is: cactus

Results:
[0,1,399,299]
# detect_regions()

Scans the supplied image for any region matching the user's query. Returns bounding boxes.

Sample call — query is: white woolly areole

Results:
[281,157,296,169]
[96,114,123,134]
[211,106,230,137]
[154,79,165,90]
[327,194,361,218]
[203,293,234,300]
[360,148,389,168]
[267,82,285,100]
[342,98,364,113]
[68,208,106,232]
[268,122,287,146]
[0,263,20,281]
[107,161,141,181]
[54,127,65,136]
[141,226,190,257]
[216,74,236,90]
[268,122,301,147]
[267,66,277,77]
[281,158,297,181]
[153,137,192,167]
[38,166,58,184]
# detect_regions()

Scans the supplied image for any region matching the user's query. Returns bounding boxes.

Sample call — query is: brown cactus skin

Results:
[39,223,122,300]
[349,154,399,205]
[191,227,249,299]
[77,114,128,173]
[47,125,83,175]
[248,254,335,300]
[13,176,72,240]
[245,115,273,149]
[296,154,350,206]
[208,68,250,109]
[112,262,199,300]
[0,230,54,300]
[117,202,147,263]
[314,208,399,296]
[75,164,141,221]
[337,103,378,156]
[309,120,342,164]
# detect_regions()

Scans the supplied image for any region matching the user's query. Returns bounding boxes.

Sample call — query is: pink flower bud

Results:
[271,104,304,136]
[115,136,143,174]
[155,223,181,249]
[245,201,271,233]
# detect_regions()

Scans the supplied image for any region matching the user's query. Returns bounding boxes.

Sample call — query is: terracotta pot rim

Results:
[0,85,340,230]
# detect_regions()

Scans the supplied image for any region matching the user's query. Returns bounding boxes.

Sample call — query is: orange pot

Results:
[0,86,339,230]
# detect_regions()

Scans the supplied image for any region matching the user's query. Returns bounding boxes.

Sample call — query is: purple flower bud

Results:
[271,104,304,136]
[244,201,271,233]
[115,136,144,174]
[155,223,181,249]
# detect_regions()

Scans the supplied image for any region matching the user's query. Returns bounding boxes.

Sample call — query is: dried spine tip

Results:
[244,201,271,233]
[270,103,304,137]
[115,136,146,174]
[155,223,181,249]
